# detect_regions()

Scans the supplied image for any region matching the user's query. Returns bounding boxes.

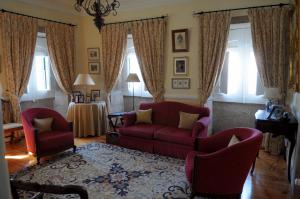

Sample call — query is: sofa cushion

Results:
[136,109,152,124]
[178,112,199,130]
[228,134,240,147]
[34,117,53,133]
[119,124,164,140]
[154,127,195,146]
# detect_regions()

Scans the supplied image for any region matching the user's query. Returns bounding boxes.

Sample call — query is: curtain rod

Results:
[0,9,76,27]
[193,3,291,15]
[106,15,167,25]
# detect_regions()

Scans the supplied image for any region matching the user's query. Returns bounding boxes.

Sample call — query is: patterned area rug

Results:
[13,143,191,199]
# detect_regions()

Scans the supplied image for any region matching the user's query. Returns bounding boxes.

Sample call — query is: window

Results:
[213,23,264,104]
[21,32,54,101]
[114,34,152,98]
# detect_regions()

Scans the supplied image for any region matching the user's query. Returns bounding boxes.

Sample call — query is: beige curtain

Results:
[101,23,128,111]
[46,22,75,95]
[248,7,292,98]
[198,11,231,106]
[130,18,167,102]
[0,13,38,122]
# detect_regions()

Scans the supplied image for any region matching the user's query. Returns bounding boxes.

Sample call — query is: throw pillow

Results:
[33,117,53,133]
[136,109,152,124]
[228,134,240,147]
[178,112,199,130]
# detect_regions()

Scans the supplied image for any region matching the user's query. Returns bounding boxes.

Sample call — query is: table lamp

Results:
[126,73,140,110]
[73,74,96,102]
[264,87,280,112]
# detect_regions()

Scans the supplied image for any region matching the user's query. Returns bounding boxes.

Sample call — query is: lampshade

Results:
[264,87,281,100]
[73,74,95,86]
[126,73,140,83]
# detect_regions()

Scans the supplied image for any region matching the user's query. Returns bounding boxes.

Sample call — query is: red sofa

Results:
[185,128,263,198]
[119,101,210,159]
[22,108,76,164]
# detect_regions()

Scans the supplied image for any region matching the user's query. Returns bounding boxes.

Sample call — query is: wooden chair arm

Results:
[10,180,89,199]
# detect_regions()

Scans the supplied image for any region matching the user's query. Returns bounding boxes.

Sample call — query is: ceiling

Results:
[18,0,192,15]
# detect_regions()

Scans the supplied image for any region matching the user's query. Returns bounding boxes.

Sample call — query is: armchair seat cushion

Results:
[119,124,164,140]
[154,127,195,146]
[38,131,74,154]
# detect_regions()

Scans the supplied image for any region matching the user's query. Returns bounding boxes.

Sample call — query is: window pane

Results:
[22,33,53,101]
[35,56,50,91]
[214,23,264,104]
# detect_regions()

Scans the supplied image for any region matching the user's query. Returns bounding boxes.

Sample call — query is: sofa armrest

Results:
[192,116,210,138]
[123,111,136,127]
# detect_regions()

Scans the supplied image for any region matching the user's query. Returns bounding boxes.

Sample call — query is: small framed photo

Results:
[91,90,100,101]
[85,96,91,103]
[72,91,81,102]
[174,57,188,76]
[172,29,189,52]
[267,107,284,120]
[172,78,190,89]
[77,94,85,103]
[88,62,101,74]
[87,48,100,61]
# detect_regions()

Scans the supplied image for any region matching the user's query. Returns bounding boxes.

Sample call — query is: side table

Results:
[253,109,298,182]
[66,101,108,137]
[107,112,126,131]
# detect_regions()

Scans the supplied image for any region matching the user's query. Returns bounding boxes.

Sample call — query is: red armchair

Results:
[185,128,263,198]
[21,108,76,164]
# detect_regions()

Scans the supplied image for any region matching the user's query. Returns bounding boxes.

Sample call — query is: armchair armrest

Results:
[123,111,136,127]
[192,116,210,138]
[196,131,232,153]
[10,180,88,199]
[67,122,73,131]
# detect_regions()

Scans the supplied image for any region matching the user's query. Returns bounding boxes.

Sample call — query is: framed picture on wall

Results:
[88,62,101,74]
[174,57,188,76]
[172,78,190,89]
[87,48,100,60]
[172,29,189,52]
[91,90,100,101]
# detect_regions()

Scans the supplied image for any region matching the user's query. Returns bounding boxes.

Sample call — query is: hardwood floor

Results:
[4,137,299,199]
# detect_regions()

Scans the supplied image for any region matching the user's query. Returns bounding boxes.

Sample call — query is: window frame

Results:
[21,32,54,102]
[213,22,265,105]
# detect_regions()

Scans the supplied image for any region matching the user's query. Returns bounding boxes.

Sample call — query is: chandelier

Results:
[74,0,120,31]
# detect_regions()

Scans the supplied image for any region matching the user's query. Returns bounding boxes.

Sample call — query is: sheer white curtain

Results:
[123,36,151,97]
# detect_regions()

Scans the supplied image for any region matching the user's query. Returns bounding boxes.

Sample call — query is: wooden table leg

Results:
[288,139,295,182]
[251,151,259,175]
[108,116,116,131]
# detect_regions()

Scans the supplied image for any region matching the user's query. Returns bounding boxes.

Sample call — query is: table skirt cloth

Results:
[67,102,108,137]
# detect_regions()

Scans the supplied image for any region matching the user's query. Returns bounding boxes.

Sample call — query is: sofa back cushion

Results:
[139,101,209,127]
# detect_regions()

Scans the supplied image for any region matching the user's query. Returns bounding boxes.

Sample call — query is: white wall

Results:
[78,0,289,104]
